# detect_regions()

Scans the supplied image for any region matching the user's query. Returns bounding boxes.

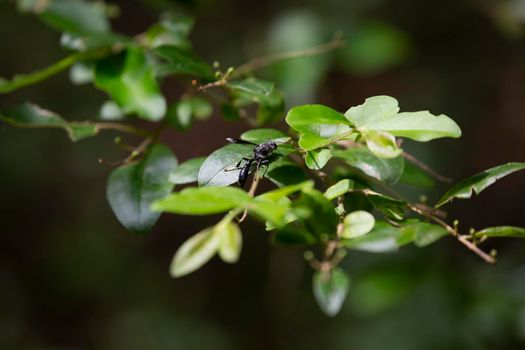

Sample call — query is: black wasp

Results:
[226,137,278,187]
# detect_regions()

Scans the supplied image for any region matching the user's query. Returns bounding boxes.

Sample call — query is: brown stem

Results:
[402,151,452,183]
[237,172,261,223]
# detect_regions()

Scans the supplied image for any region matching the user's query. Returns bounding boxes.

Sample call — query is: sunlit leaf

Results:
[364,130,401,159]
[324,179,354,200]
[342,221,400,253]
[313,268,351,317]
[305,149,332,170]
[198,143,254,187]
[94,47,166,121]
[152,186,251,215]
[217,222,242,263]
[475,226,525,239]
[107,144,177,234]
[170,227,219,277]
[343,210,375,239]
[436,162,525,207]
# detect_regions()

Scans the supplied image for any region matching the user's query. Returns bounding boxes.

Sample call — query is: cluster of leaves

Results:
[2,0,525,317]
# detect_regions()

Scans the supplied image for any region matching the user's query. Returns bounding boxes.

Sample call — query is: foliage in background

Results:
[1,0,525,317]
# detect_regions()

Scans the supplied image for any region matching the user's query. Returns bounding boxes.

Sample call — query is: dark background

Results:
[1,0,525,349]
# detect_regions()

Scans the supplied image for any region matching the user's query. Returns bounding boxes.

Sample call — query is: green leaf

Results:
[166,96,212,130]
[107,144,177,235]
[169,157,206,185]
[146,14,194,49]
[256,89,285,125]
[228,78,274,96]
[409,222,448,247]
[60,32,130,52]
[345,96,461,141]
[94,47,166,121]
[363,190,406,221]
[399,161,435,188]
[217,222,242,263]
[36,0,110,34]
[364,130,401,159]
[249,199,291,227]
[273,225,316,245]
[475,226,525,239]
[256,180,314,202]
[342,221,401,253]
[305,149,332,170]
[154,45,215,80]
[286,105,352,150]
[170,227,220,278]
[333,148,405,185]
[313,268,351,317]
[292,189,339,237]
[152,186,251,215]
[198,143,254,187]
[265,161,308,187]
[240,128,290,144]
[345,95,400,127]
[436,162,525,207]
[343,211,375,239]
[324,179,354,200]
[0,102,98,141]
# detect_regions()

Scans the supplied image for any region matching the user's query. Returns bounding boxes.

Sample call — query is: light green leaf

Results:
[169,157,206,185]
[364,130,401,159]
[405,222,448,247]
[166,96,212,130]
[313,268,351,317]
[107,144,177,234]
[0,102,98,141]
[333,148,404,185]
[436,162,525,207]
[249,199,290,227]
[345,96,461,141]
[170,227,220,278]
[343,211,375,239]
[94,47,166,121]
[228,78,274,96]
[240,128,290,144]
[152,186,251,215]
[305,149,332,170]
[257,180,314,202]
[154,45,215,79]
[342,221,400,253]
[286,104,353,150]
[345,95,399,127]
[218,222,242,263]
[324,179,353,200]
[475,226,525,239]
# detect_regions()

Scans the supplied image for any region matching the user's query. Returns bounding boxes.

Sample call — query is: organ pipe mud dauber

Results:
[225,137,280,187]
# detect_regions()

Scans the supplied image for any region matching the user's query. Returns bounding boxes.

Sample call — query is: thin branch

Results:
[233,32,344,77]
[237,172,261,223]
[402,151,452,184]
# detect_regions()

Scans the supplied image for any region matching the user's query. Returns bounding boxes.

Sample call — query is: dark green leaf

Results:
[154,45,215,80]
[436,162,525,207]
[169,157,206,185]
[342,221,401,253]
[0,102,98,141]
[286,104,353,150]
[265,158,308,187]
[107,144,177,234]
[94,47,166,121]
[363,190,406,221]
[313,268,351,317]
[152,186,251,215]
[146,14,194,49]
[475,226,525,239]
[36,0,110,34]
[292,189,339,237]
[228,78,274,96]
[333,148,405,185]
[220,103,241,121]
[399,161,435,188]
[273,225,316,245]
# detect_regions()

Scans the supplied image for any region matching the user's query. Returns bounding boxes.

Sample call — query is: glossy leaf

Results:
[107,144,177,234]
[436,162,525,207]
[154,45,215,80]
[475,226,525,239]
[363,190,406,220]
[169,157,206,185]
[94,47,166,121]
[343,211,375,239]
[286,104,352,150]
[218,222,242,263]
[345,96,461,141]
[333,148,405,185]
[0,102,98,141]
[305,149,332,170]
[170,227,220,278]
[324,179,354,200]
[240,128,290,144]
[198,143,254,187]
[152,186,251,215]
[313,268,351,317]
[342,221,401,253]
